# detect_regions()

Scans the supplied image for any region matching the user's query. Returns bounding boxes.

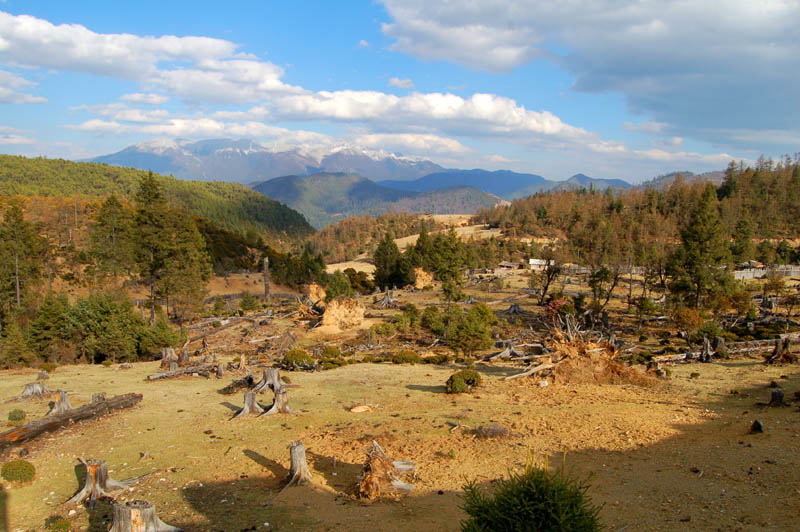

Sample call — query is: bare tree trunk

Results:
[67,458,130,508]
[149,278,156,326]
[108,500,181,532]
[14,252,20,307]
[283,441,312,490]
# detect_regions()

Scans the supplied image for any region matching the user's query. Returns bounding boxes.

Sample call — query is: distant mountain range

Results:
[380,170,630,200]
[640,170,726,189]
[252,172,503,229]
[89,138,444,182]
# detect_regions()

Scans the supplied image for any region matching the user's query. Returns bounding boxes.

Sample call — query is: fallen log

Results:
[108,500,181,532]
[0,393,143,451]
[146,364,214,381]
[502,362,556,381]
[67,457,131,507]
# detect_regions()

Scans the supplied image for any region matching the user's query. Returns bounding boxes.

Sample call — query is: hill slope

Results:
[0,155,313,239]
[381,169,552,200]
[252,172,502,228]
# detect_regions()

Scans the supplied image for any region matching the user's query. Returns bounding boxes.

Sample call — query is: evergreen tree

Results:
[89,195,134,281]
[669,185,732,308]
[731,217,755,263]
[373,231,403,289]
[134,173,172,324]
[159,214,212,324]
[0,202,46,313]
[0,319,33,368]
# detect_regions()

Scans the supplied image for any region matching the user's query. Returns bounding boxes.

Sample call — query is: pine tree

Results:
[159,214,212,324]
[373,232,402,289]
[0,319,34,368]
[134,173,171,324]
[0,202,46,312]
[89,195,134,282]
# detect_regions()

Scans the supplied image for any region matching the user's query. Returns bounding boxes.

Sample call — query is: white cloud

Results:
[0,69,46,103]
[621,121,668,136]
[120,92,169,105]
[358,39,370,48]
[353,132,470,155]
[0,126,33,144]
[388,77,414,89]
[380,1,800,151]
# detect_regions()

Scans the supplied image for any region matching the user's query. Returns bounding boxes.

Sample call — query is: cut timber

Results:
[502,362,555,381]
[47,391,73,416]
[232,391,264,419]
[252,367,283,394]
[261,390,294,415]
[159,348,178,370]
[0,393,143,451]
[92,392,107,403]
[283,441,312,490]
[146,364,214,381]
[358,440,415,500]
[12,382,52,401]
[108,500,181,532]
[67,458,131,508]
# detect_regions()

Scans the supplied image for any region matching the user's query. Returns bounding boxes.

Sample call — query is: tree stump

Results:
[253,367,283,394]
[37,370,50,380]
[358,440,415,499]
[108,500,181,532]
[67,458,130,508]
[47,391,72,416]
[238,353,248,373]
[769,388,785,406]
[216,364,224,379]
[92,392,107,403]
[15,382,51,401]
[261,390,294,415]
[203,352,216,364]
[168,361,178,372]
[178,349,190,367]
[283,441,312,490]
[699,337,713,363]
[160,348,178,370]
[232,391,264,419]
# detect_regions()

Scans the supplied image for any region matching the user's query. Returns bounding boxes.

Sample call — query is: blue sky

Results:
[1,0,798,181]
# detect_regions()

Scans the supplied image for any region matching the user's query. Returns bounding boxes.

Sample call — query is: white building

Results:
[529,258,555,271]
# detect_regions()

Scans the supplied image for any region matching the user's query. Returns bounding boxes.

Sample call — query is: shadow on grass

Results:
[307,451,363,495]
[220,401,242,413]
[243,449,288,482]
[86,499,115,532]
[406,384,445,394]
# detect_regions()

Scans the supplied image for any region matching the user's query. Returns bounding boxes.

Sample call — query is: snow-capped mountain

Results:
[89,138,445,182]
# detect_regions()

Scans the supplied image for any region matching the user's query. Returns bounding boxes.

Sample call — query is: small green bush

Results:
[371,322,396,336]
[361,355,376,363]
[8,409,25,422]
[461,463,603,532]
[320,357,348,370]
[638,335,648,343]
[282,348,314,369]
[392,350,422,364]
[240,294,260,312]
[101,359,113,367]
[1,459,35,483]
[44,516,72,531]
[212,320,222,328]
[423,354,450,365]
[39,362,57,374]
[421,306,445,335]
[321,345,342,358]
[446,369,482,393]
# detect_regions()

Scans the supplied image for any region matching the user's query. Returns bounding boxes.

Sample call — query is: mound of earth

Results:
[547,337,656,387]
[321,297,365,330]
[412,267,434,290]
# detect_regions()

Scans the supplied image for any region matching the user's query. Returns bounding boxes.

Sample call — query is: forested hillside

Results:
[0,155,313,239]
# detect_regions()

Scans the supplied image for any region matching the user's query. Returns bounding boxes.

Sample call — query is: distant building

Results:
[529,258,555,271]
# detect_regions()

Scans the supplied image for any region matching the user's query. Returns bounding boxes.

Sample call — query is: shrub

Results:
[361,355,376,363]
[39,362,57,374]
[321,345,342,358]
[460,463,603,532]
[212,297,226,315]
[8,409,25,422]
[240,294,260,312]
[371,322,396,336]
[421,306,445,335]
[423,354,450,365]
[320,357,348,370]
[101,360,113,367]
[446,369,482,393]
[392,350,422,364]
[1,459,36,483]
[212,320,222,328]
[282,348,314,369]
[44,516,72,531]
[402,303,421,328]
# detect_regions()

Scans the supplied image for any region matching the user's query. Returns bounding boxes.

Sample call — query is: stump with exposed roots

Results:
[253,367,283,394]
[108,500,181,532]
[232,391,264,419]
[67,458,131,507]
[14,382,52,401]
[358,440,415,499]
[47,391,72,416]
[160,348,178,370]
[262,389,294,415]
[283,441,312,490]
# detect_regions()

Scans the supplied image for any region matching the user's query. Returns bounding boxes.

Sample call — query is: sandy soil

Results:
[2,352,798,532]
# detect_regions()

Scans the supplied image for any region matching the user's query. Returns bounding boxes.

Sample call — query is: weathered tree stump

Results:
[13,382,51,401]
[766,338,797,364]
[160,348,178,370]
[769,388,785,406]
[232,391,264,419]
[37,370,50,380]
[47,391,72,416]
[216,364,224,379]
[358,440,415,499]
[67,458,130,508]
[108,500,181,532]
[168,361,178,372]
[92,392,107,403]
[178,349,190,367]
[253,367,283,394]
[261,390,294,415]
[283,441,312,490]
[238,353,248,373]
[203,352,216,364]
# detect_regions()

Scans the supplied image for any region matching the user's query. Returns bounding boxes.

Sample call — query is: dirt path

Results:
[1,358,798,531]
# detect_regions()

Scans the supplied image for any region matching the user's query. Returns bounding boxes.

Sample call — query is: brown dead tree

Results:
[108,500,181,532]
[67,458,131,508]
[232,391,265,419]
[358,440,415,499]
[282,441,312,490]
[262,389,294,415]
[47,391,72,416]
